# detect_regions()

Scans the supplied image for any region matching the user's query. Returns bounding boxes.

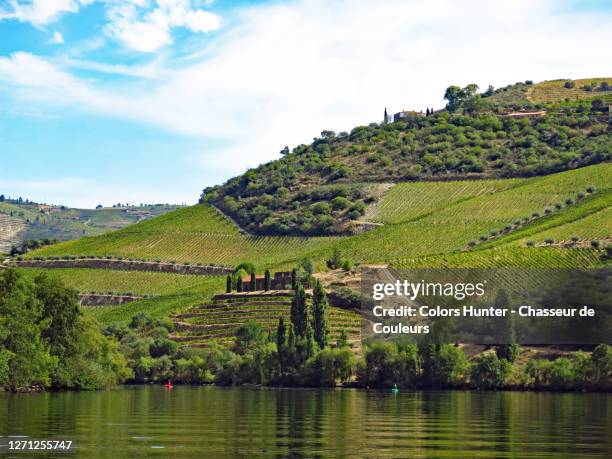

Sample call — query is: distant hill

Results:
[201,77,611,236]
[0,199,183,254]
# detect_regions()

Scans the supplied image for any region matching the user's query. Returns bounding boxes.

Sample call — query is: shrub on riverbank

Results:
[0,269,131,391]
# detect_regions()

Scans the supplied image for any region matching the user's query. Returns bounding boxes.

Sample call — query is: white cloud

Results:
[0,1,220,52]
[104,0,221,52]
[62,56,167,79]
[1,0,612,206]
[0,0,91,26]
[50,31,64,44]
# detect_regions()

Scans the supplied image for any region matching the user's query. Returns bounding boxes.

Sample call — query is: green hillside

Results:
[200,79,611,235]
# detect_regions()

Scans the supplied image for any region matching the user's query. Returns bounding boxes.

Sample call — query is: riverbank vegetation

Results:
[0,269,130,391]
[103,281,610,392]
[2,269,609,392]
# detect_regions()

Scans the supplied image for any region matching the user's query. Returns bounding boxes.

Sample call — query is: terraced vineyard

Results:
[27,204,339,268]
[17,267,214,296]
[335,164,611,265]
[394,246,606,269]
[368,178,524,224]
[0,213,24,254]
[87,279,225,326]
[527,78,612,103]
[516,207,611,245]
[171,292,362,350]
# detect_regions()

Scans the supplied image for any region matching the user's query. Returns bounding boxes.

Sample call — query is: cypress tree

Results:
[276,317,286,375]
[304,322,317,360]
[312,280,329,349]
[226,275,233,293]
[291,268,298,290]
[236,276,243,292]
[290,284,308,337]
[285,324,297,372]
[264,269,271,291]
[250,272,257,291]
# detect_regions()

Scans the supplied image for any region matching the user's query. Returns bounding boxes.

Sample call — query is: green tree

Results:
[443,85,463,111]
[312,280,329,349]
[0,270,55,390]
[264,269,271,291]
[53,315,131,389]
[276,317,287,376]
[444,84,479,111]
[326,247,343,269]
[235,321,264,355]
[291,268,298,290]
[35,273,81,358]
[470,353,511,389]
[226,275,233,293]
[236,276,243,292]
[307,347,355,386]
[301,257,315,275]
[250,272,257,291]
[362,342,401,388]
[291,284,308,337]
[419,343,466,388]
[592,344,612,390]
[234,262,255,275]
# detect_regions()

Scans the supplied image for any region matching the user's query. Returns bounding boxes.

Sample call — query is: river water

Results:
[1,386,610,458]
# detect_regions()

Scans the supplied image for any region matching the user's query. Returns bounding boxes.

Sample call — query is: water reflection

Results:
[0,387,610,458]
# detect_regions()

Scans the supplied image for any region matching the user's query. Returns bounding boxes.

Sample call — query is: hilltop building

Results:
[393,110,425,122]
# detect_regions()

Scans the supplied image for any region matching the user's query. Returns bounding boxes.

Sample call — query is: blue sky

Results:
[0,0,611,208]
